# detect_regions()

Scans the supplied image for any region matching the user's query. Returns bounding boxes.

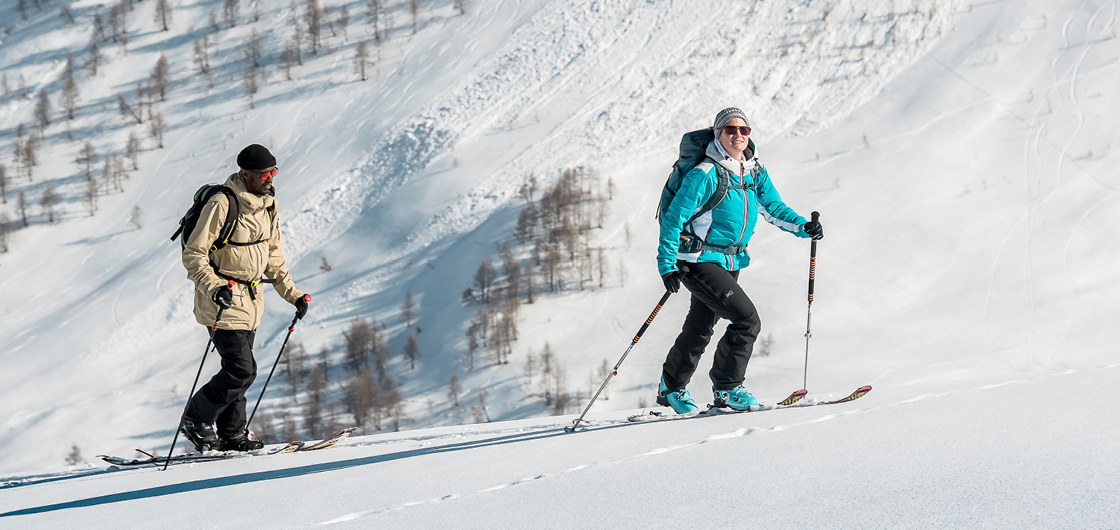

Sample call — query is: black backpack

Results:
[656,128,757,253]
[170,184,240,253]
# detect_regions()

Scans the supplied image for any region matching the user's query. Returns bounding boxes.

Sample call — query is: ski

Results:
[298,427,356,451]
[627,385,869,423]
[98,427,356,467]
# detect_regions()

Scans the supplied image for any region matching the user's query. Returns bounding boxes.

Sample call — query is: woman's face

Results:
[718,118,750,159]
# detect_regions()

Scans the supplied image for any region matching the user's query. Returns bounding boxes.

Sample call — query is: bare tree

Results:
[23,132,39,180]
[319,256,332,271]
[18,0,28,21]
[403,332,419,370]
[474,258,495,304]
[34,89,50,130]
[223,0,240,27]
[453,0,466,16]
[88,42,102,76]
[343,317,372,372]
[367,0,382,42]
[244,28,261,67]
[17,190,29,226]
[126,130,141,169]
[0,163,6,204]
[353,39,369,80]
[60,73,80,121]
[0,212,9,253]
[92,8,105,40]
[524,258,534,303]
[84,175,98,216]
[77,141,98,180]
[400,288,416,327]
[108,2,126,41]
[118,93,142,124]
[292,26,304,65]
[150,53,170,101]
[280,42,295,80]
[409,0,417,35]
[448,374,461,407]
[40,183,59,224]
[154,0,172,31]
[306,0,321,53]
[148,112,165,148]
[338,4,349,40]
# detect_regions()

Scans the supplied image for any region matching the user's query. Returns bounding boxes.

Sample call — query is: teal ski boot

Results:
[656,377,699,414]
[713,386,760,411]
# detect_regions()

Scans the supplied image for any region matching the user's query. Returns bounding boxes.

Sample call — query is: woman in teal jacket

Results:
[656,107,823,413]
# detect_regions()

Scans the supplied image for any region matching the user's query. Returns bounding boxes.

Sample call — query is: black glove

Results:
[295,295,310,320]
[212,284,233,310]
[803,219,824,240]
[662,270,681,294]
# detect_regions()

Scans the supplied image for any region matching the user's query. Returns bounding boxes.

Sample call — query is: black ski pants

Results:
[661,261,761,392]
[185,329,257,439]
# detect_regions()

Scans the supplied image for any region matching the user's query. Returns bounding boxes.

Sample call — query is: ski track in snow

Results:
[304,369,1078,527]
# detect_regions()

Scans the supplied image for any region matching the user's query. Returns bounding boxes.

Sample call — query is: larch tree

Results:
[88,42,102,76]
[400,288,415,327]
[148,112,165,148]
[403,332,419,370]
[150,53,170,101]
[34,89,50,130]
[154,0,172,31]
[40,183,59,224]
[353,39,369,81]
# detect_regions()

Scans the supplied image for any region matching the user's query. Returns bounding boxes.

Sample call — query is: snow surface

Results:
[1,0,1119,526]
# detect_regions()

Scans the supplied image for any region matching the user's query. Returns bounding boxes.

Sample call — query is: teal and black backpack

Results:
[170,184,240,253]
[656,128,757,253]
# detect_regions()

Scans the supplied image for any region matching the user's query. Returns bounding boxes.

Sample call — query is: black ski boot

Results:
[220,434,265,452]
[180,419,219,452]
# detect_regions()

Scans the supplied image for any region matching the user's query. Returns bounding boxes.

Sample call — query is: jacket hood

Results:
[223,173,272,213]
[707,141,756,175]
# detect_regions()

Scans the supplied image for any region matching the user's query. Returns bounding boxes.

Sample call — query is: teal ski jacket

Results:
[657,141,809,276]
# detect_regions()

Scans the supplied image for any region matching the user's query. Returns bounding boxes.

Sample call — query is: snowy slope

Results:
[0,0,1118,504]
[2,365,1118,529]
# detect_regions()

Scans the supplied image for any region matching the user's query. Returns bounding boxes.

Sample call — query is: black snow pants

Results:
[661,261,761,392]
[185,329,257,439]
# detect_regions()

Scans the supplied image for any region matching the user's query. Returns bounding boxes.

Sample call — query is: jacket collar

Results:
[224,173,270,213]
[707,141,755,175]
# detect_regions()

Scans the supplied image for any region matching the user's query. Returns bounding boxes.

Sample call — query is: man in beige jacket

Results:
[180,144,309,452]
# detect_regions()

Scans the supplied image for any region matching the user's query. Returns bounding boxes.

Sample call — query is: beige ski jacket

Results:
[183,174,303,330]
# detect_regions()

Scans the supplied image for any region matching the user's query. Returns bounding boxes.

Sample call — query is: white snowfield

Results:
[1,0,1118,527]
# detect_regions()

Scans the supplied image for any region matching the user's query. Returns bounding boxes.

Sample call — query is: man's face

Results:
[241,167,277,196]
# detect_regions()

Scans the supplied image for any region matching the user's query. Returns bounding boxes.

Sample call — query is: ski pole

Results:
[245,294,310,436]
[163,280,234,471]
[565,290,673,433]
[803,211,819,390]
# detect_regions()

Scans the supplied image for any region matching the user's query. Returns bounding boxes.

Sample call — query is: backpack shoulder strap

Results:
[685,157,729,225]
[210,187,240,253]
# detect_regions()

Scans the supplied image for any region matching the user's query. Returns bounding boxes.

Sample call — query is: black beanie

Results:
[236,144,277,170]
